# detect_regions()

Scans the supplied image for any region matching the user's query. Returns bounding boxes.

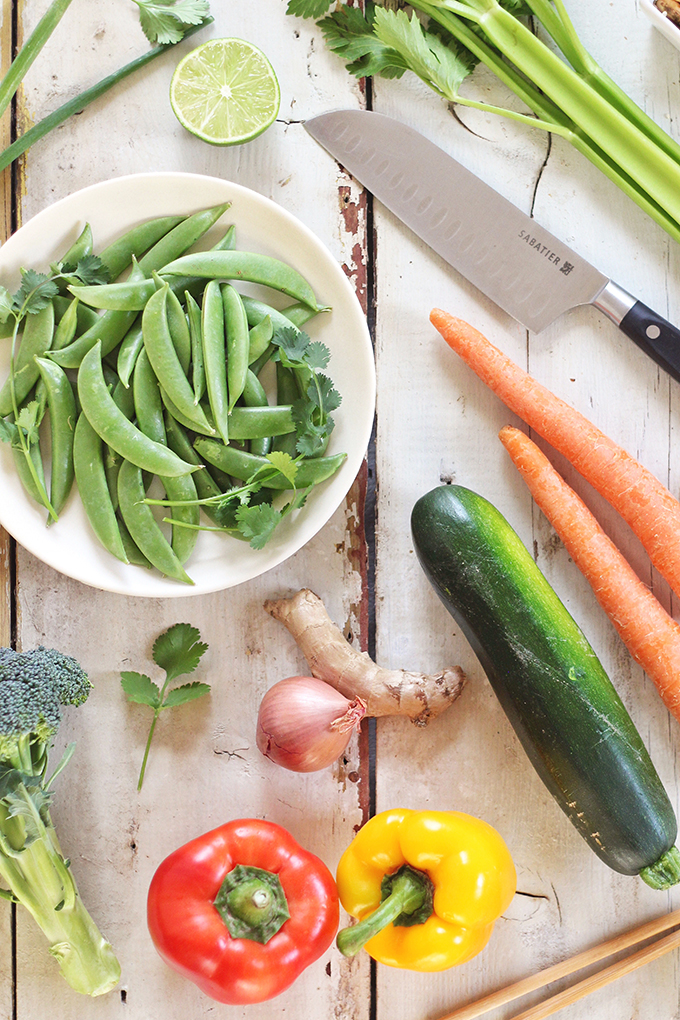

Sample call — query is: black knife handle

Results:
[594,281,680,385]
[619,302,680,385]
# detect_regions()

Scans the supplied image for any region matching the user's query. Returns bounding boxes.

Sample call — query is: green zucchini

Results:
[411,484,680,889]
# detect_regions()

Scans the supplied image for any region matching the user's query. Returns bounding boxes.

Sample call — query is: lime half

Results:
[170,38,280,146]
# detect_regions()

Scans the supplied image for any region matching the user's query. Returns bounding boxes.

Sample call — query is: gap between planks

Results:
[0,0,13,651]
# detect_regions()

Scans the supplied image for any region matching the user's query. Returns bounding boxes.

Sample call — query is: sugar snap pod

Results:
[411,483,680,889]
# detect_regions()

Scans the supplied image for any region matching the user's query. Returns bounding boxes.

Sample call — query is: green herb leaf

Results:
[319,4,408,79]
[271,325,310,364]
[236,502,283,549]
[373,7,472,100]
[134,0,211,45]
[73,254,111,287]
[15,401,43,445]
[265,450,298,487]
[121,671,162,708]
[13,269,58,315]
[0,286,14,323]
[0,418,14,444]
[163,681,211,708]
[153,622,209,682]
[286,0,333,18]
[122,623,210,791]
[312,373,342,414]
[305,340,331,371]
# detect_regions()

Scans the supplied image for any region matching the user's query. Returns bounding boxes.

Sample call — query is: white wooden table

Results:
[1,0,680,1017]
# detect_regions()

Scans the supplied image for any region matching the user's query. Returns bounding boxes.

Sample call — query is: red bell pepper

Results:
[147,818,339,1004]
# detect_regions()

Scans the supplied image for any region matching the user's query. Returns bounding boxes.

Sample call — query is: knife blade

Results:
[305,109,680,384]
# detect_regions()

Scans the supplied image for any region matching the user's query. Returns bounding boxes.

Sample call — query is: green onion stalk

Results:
[0,17,213,175]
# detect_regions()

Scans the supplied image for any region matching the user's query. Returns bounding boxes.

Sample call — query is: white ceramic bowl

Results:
[0,173,375,597]
[641,0,680,52]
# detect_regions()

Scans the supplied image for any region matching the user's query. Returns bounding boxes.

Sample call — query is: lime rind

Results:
[170,38,281,147]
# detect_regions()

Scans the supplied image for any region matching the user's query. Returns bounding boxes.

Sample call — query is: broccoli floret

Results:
[0,645,120,997]
[0,646,92,770]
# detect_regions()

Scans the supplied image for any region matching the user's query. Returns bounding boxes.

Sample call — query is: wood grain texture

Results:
[372,3,680,1020]
[0,0,13,1013]
[5,1,371,1017]
[4,0,680,1017]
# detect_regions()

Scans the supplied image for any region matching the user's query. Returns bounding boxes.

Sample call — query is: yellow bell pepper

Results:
[336,808,516,971]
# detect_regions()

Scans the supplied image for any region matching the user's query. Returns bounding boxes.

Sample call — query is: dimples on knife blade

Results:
[305,110,607,333]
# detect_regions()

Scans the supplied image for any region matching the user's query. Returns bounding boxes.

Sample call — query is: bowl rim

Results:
[0,171,376,597]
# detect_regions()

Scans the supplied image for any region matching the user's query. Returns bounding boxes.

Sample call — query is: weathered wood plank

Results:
[0,0,14,1010]
[372,2,680,1019]
[6,1,371,1017]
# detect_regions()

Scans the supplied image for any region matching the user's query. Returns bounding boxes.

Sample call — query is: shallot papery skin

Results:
[256,676,366,773]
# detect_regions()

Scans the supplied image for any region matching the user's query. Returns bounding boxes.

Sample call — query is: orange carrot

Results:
[499,425,680,717]
[431,308,680,599]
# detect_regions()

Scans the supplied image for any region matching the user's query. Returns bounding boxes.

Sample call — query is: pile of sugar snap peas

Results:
[0,202,346,585]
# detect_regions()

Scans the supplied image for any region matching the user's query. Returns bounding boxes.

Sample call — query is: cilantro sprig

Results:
[121,623,210,791]
[132,0,212,45]
[146,451,311,550]
[271,326,341,458]
[0,257,110,520]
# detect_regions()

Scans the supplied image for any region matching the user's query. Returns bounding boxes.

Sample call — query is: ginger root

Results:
[264,589,465,726]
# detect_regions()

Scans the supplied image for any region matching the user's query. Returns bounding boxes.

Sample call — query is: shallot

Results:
[256,676,366,773]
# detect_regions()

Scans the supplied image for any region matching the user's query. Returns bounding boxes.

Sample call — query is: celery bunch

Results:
[287,0,680,243]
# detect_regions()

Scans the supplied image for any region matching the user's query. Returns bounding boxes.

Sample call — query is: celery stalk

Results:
[436,0,680,219]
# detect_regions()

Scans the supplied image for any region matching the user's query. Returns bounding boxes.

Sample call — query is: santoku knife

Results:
[305,109,680,383]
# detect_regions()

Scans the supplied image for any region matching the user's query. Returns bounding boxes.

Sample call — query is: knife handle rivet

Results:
[646,324,661,339]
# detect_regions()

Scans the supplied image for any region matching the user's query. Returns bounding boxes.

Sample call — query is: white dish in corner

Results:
[641,0,680,52]
[0,173,375,598]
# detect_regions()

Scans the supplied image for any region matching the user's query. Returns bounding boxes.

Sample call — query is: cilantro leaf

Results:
[120,672,161,708]
[122,623,210,790]
[265,450,298,487]
[312,373,342,414]
[134,0,211,45]
[163,681,212,708]
[0,286,14,323]
[286,0,333,17]
[0,418,13,444]
[271,325,310,364]
[153,622,208,682]
[292,397,317,431]
[236,502,283,549]
[296,427,328,458]
[305,341,331,371]
[73,255,111,287]
[12,269,58,315]
[15,401,45,445]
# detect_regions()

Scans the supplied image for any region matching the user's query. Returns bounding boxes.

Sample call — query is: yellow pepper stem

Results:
[336,865,434,958]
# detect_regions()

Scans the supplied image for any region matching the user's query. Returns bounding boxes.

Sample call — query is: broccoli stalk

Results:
[0,646,120,996]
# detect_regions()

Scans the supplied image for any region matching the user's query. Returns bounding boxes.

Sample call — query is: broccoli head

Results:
[0,645,119,995]
[0,646,91,767]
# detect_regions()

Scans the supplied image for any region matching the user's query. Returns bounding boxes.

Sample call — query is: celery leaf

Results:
[319,5,408,79]
[373,7,473,100]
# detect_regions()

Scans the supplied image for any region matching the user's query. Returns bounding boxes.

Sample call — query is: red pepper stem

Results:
[336,865,433,958]
[214,864,290,945]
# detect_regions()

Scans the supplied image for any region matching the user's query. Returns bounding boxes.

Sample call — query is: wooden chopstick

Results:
[508,925,680,1020]
[437,907,680,1020]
